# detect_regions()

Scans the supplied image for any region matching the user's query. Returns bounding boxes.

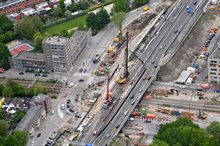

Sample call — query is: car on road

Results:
[145,120,151,123]
[115,125,120,129]
[139,89,143,93]
[154,65,158,68]
[66,111,71,115]
[174,30,178,33]
[68,83,74,88]
[67,99,70,104]
[151,60,155,64]
[31,141,35,146]
[79,79,85,82]
[106,135,110,138]
[69,107,74,112]
[214,89,220,93]
[42,74,48,77]
[79,68,83,73]
[124,111,128,116]
[159,46,163,50]
[131,101,135,105]
[130,95,134,99]
[51,110,54,115]
[142,76,147,80]
[61,104,65,110]
[83,69,87,73]
[37,133,41,137]
[147,76,151,80]
[19,72,24,75]
[193,1,197,5]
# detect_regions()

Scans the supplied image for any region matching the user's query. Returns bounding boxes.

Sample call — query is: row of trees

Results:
[0,44,11,70]
[0,119,28,146]
[0,80,48,98]
[151,118,220,146]
[0,15,15,44]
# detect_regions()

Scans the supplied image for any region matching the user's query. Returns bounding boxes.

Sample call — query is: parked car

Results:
[79,68,83,73]
[19,72,24,75]
[37,133,41,137]
[67,99,70,104]
[145,120,151,123]
[34,73,40,76]
[42,74,48,77]
[147,76,152,80]
[79,79,85,82]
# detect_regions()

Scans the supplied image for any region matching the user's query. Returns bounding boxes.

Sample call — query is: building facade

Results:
[43,36,72,73]
[9,51,47,72]
[70,29,92,64]
[208,43,220,84]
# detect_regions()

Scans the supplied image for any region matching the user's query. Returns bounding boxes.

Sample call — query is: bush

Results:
[51,95,58,99]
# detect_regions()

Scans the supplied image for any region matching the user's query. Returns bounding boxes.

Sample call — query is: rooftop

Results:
[13,51,45,61]
[70,30,87,43]
[21,7,37,16]
[44,36,68,45]
[176,70,191,84]
[0,0,24,9]
[209,42,220,60]
[15,104,42,131]
[31,94,48,104]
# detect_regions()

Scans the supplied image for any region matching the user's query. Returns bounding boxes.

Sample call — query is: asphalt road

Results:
[91,0,209,145]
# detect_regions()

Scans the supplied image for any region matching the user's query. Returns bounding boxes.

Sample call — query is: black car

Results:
[130,95,134,99]
[35,73,40,76]
[147,76,151,80]
[42,74,48,77]
[174,30,178,33]
[115,125,120,129]
[19,72,24,75]
[145,120,151,123]
[154,65,158,68]
[79,79,85,82]
[37,133,41,137]
[193,1,197,5]
[67,99,70,104]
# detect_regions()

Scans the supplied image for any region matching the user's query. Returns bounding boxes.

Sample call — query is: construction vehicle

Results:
[146,114,156,119]
[108,46,116,56]
[198,109,207,119]
[143,6,149,11]
[183,112,194,119]
[116,32,129,84]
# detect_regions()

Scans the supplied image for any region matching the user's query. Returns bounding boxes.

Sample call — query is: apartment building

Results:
[208,43,220,84]
[42,36,72,73]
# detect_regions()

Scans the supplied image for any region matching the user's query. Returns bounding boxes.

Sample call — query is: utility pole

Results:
[124,31,129,78]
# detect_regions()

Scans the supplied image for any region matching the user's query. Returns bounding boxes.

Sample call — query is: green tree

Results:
[113,0,129,13]
[33,32,51,52]
[68,3,78,12]
[134,0,149,6]
[51,6,63,17]
[26,86,34,97]
[96,8,110,30]
[60,29,69,37]
[13,131,28,146]
[59,0,65,10]
[0,136,6,146]
[14,16,43,39]
[0,43,11,70]
[111,12,126,33]
[5,135,21,146]
[0,120,9,137]
[34,84,48,95]
[86,12,97,30]
[64,10,72,18]
[206,121,220,145]
[0,84,4,96]
[79,2,89,10]
[2,87,13,98]
[0,14,13,32]
[6,80,26,97]
[10,110,25,129]
[153,118,216,146]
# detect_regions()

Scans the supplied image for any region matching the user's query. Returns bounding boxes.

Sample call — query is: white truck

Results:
[186,77,193,85]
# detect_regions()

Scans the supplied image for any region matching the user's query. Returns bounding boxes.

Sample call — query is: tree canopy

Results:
[0,14,13,33]
[113,0,129,13]
[0,120,9,137]
[152,118,217,146]
[134,0,149,7]
[13,131,28,146]
[86,9,110,32]
[0,43,11,70]
[206,121,220,145]
[111,12,126,32]
[14,16,43,39]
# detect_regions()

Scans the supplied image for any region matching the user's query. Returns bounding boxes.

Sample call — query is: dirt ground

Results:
[158,10,220,82]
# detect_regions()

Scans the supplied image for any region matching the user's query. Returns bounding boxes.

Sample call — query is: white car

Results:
[106,134,110,138]
[31,141,35,146]
[68,83,74,88]
[124,111,128,116]
[61,104,65,110]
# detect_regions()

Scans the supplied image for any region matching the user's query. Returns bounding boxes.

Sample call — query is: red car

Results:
[143,76,147,80]
[0,68,5,73]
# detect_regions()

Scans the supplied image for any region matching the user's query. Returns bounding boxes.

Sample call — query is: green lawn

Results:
[45,14,88,35]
